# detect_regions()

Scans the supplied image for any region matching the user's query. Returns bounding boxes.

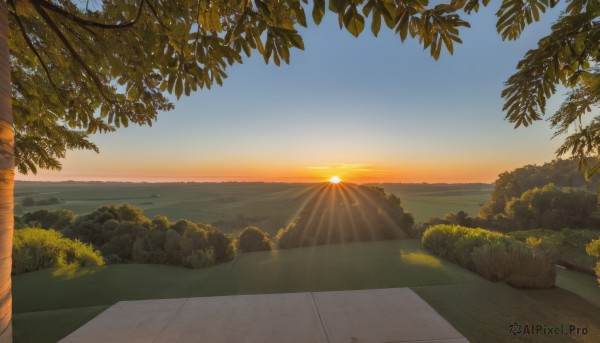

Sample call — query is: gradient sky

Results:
[18,4,570,184]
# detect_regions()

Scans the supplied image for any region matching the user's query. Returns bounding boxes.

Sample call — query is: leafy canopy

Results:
[8,0,599,174]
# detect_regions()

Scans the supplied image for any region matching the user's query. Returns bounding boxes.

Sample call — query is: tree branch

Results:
[32,2,113,103]
[32,0,145,30]
[225,0,251,45]
[8,0,65,105]
[144,0,167,29]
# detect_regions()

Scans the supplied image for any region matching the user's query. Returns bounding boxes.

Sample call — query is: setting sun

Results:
[330,176,342,184]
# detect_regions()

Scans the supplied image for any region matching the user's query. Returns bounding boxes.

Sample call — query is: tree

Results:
[479,158,600,218]
[0,0,596,340]
[238,226,273,252]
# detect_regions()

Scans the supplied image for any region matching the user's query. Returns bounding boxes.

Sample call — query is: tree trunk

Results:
[0,0,12,341]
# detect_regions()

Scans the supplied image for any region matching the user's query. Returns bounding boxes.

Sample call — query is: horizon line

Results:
[14,179,495,185]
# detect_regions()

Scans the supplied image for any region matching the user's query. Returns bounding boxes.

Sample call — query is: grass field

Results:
[14,181,493,232]
[13,239,600,343]
[370,183,493,220]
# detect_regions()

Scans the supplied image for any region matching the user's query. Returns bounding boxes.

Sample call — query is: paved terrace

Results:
[60,288,469,343]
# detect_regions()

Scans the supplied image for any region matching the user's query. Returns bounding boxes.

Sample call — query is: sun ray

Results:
[351,185,408,239]
[312,185,332,246]
[325,183,339,245]
[337,183,360,242]
[298,183,329,247]
[283,183,323,232]
[340,184,375,242]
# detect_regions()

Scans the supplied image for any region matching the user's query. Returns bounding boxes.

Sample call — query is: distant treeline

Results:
[425,159,600,233]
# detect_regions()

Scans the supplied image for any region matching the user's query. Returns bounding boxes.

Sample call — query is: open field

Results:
[14,182,493,232]
[13,239,600,343]
[369,183,493,220]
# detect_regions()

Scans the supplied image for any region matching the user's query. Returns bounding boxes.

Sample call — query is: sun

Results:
[330,176,342,184]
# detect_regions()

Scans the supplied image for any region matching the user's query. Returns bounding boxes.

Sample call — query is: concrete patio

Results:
[59,288,469,343]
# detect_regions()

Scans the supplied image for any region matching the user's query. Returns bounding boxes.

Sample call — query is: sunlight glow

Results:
[330,176,342,184]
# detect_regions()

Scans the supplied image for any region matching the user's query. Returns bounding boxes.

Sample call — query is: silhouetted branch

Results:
[33,2,113,103]
[33,0,145,29]
[8,0,64,104]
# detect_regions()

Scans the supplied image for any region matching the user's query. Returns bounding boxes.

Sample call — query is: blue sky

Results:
[19,3,569,183]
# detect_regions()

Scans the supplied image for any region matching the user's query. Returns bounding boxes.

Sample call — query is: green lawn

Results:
[414,282,600,343]
[13,239,600,343]
[13,306,108,343]
[556,267,600,307]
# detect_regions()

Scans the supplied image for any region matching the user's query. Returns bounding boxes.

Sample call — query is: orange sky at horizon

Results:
[15,158,532,184]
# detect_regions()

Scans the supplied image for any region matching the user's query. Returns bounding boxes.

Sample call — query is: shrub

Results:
[183,248,215,269]
[13,228,104,274]
[36,197,60,206]
[21,209,75,231]
[422,224,555,289]
[238,227,273,252]
[21,197,35,207]
[66,204,236,268]
[510,228,600,268]
[472,241,523,281]
[471,240,555,288]
[505,254,556,289]
[524,236,561,262]
[587,239,600,258]
[422,224,507,266]
[587,239,600,285]
[559,229,600,248]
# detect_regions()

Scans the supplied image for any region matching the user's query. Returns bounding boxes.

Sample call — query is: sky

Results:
[17,3,571,184]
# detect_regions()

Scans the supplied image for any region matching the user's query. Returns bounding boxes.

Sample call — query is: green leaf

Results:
[362,0,374,17]
[371,10,381,37]
[329,0,339,13]
[313,0,326,25]
[288,32,305,50]
[343,7,365,37]
[184,80,191,96]
[167,74,176,93]
[211,5,223,32]
[255,0,271,19]
[175,77,183,99]
[295,5,307,27]
[441,33,454,55]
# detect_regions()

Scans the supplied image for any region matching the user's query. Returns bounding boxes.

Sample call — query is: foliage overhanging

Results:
[8,1,599,174]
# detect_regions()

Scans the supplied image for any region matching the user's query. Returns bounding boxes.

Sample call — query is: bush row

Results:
[17,204,237,270]
[13,228,104,274]
[422,224,555,289]
[15,205,283,274]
